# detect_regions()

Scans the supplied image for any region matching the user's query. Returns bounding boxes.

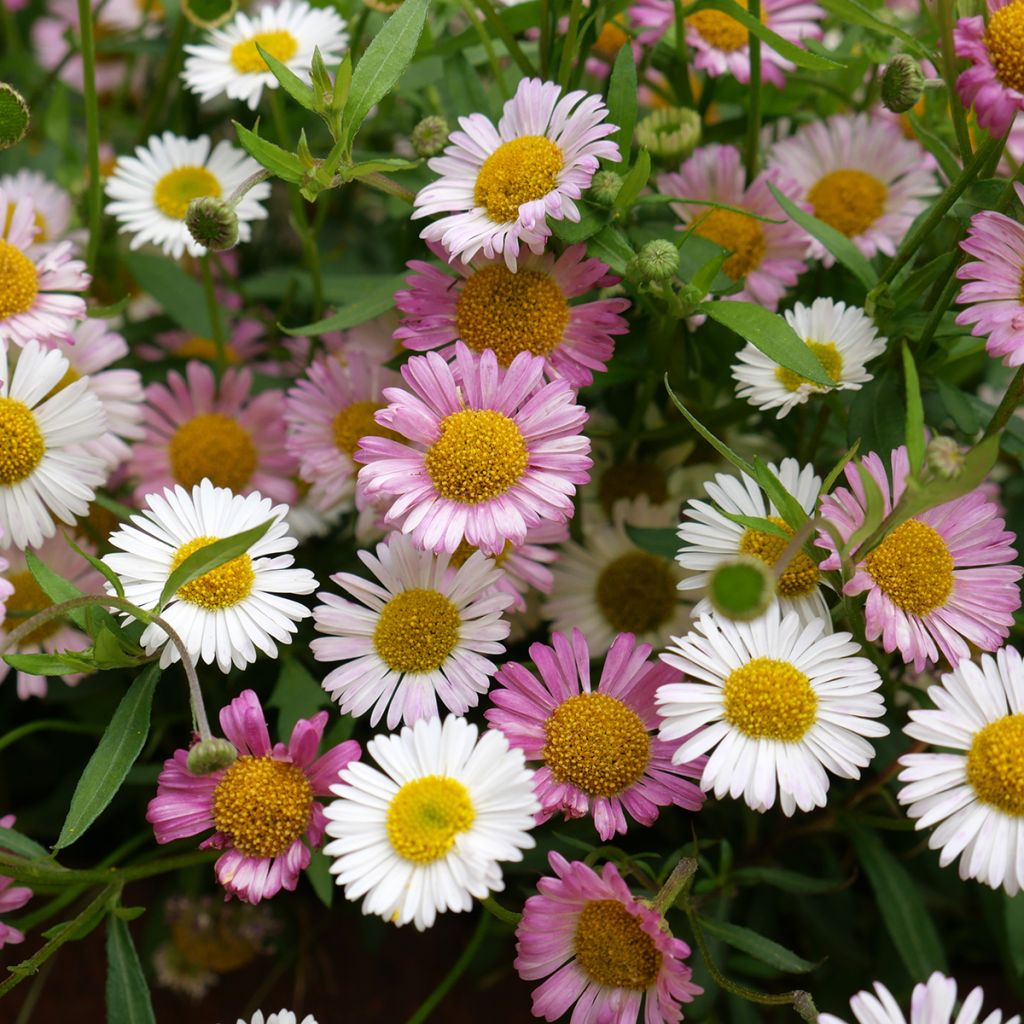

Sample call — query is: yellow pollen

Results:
[738,516,820,598]
[864,519,954,616]
[373,588,461,673]
[211,755,313,858]
[0,239,40,320]
[967,714,1024,817]
[474,136,565,224]
[774,341,843,393]
[332,400,401,463]
[543,692,651,797]
[5,571,60,644]
[176,336,239,363]
[170,535,255,610]
[597,461,669,514]
[593,20,629,59]
[386,775,475,864]
[808,170,887,238]
[692,208,766,279]
[0,398,45,485]
[168,412,258,492]
[595,551,677,635]
[455,265,570,365]
[985,0,1024,93]
[687,0,763,51]
[230,29,300,74]
[424,408,528,504]
[723,656,818,742]
[574,900,662,989]
[3,206,47,243]
[153,166,222,220]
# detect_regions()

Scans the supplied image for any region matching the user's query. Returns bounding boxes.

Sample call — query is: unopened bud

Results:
[635,107,701,161]
[185,196,239,252]
[881,55,925,114]
[629,239,679,283]
[589,169,623,207]
[187,737,238,775]
[926,435,965,479]
[707,556,775,622]
[411,115,449,157]
[0,83,29,150]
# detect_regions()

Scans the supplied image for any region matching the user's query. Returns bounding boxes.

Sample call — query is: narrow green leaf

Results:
[106,916,157,1024]
[717,511,792,541]
[332,52,352,114]
[0,825,50,860]
[624,524,679,560]
[818,0,933,57]
[92,625,146,669]
[606,44,637,156]
[587,224,635,276]
[305,848,335,908]
[551,202,611,245]
[847,462,887,552]
[269,657,332,739]
[65,532,124,599]
[283,274,404,336]
[614,150,651,211]
[821,440,860,494]
[87,295,131,319]
[54,666,160,852]
[697,916,819,973]
[233,120,305,184]
[750,457,810,531]
[936,379,980,435]
[732,866,844,894]
[902,343,926,474]
[127,252,211,336]
[1005,894,1024,976]
[689,252,729,296]
[907,113,961,183]
[4,652,96,675]
[256,43,316,111]
[664,377,754,478]
[25,550,91,631]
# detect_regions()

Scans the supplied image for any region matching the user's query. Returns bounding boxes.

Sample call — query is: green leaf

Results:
[767,183,877,290]
[847,822,946,977]
[664,377,754,478]
[697,916,819,973]
[1006,894,1024,976]
[818,0,933,56]
[907,113,961,183]
[305,848,335,908]
[91,624,146,670]
[256,43,315,111]
[4,651,96,675]
[65,532,124,599]
[342,0,430,150]
[332,52,352,114]
[233,120,305,184]
[847,462,887,552]
[606,44,637,156]
[587,224,635,276]
[702,301,835,388]
[106,916,157,1024]
[128,252,211,336]
[283,274,404,336]
[902,343,925,474]
[54,665,160,852]
[822,440,860,494]
[551,202,611,245]
[732,866,844,894]
[624,524,679,560]
[750,457,810,531]
[848,372,905,454]
[269,657,331,739]
[158,519,275,612]
[0,825,50,860]
[717,511,792,540]
[935,379,980,435]
[25,550,91,631]
[615,150,651,212]
[690,251,729,296]
[87,295,131,320]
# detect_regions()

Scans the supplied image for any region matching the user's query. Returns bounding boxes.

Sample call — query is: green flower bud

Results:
[411,115,449,158]
[187,737,238,775]
[635,107,702,161]
[629,239,679,283]
[589,169,623,207]
[185,196,240,252]
[707,556,776,622]
[0,83,30,150]
[881,55,925,114]
[926,436,965,479]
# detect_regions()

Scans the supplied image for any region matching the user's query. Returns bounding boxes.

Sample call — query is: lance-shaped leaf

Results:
[233,120,305,184]
[606,45,637,156]
[106,916,157,1024]
[256,42,315,111]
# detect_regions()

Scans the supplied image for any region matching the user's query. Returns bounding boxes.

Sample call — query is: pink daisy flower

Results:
[143,318,267,366]
[129,361,297,506]
[0,170,76,247]
[657,143,807,311]
[486,629,705,841]
[147,689,360,905]
[515,851,702,1024]
[955,0,1024,137]
[356,343,592,556]
[955,183,1024,367]
[0,190,89,346]
[0,815,32,949]
[395,242,630,388]
[816,446,1023,672]
[413,77,620,270]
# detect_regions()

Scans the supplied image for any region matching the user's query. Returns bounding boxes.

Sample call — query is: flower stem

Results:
[0,720,100,755]
[228,168,272,206]
[77,0,102,273]
[743,0,762,183]
[359,172,417,205]
[480,895,522,925]
[936,0,973,164]
[457,0,510,99]
[983,364,1024,439]
[200,254,228,375]
[671,0,695,106]
[653,856,697,915]
[476,0,536,78]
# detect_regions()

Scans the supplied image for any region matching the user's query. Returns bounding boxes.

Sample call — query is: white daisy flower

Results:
[103,480,317,673]
[897,645,1024,896]
[676,457,830,626]
[182,0,348,111]
[310,532,513,729]
[104,132,270,259]
[657,606,888,815]
[413,77,621,270]
[0,170,75,246]
[732,298,888,418]
[324,714,539,931]
[0,338,107,550]
[232,1013,318,1024]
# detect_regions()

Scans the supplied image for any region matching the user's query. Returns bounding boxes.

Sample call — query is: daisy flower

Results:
[955,183,1024,367]
[0,170,75,245]
[0,815,32,949]
[658,607,888,815]
[732,297,888,417]
[816,446,1022,672]
[0,190,89,346]
[356,344,592,556]
[143,318,266,365]
[955,0,1024,136]
[323,714,539,931]
[182,0,348,111]
[897,646,1024,896]
[311,532,512,728]
[768,114,937,262]
[103,480,317,673]
[147,689,360,904]
[656,144,807,311]
[232,1013,319,1024]
[486,629,705,840]
[413,77,620,270]
[819,971,1020,1024]
[677,457,830,626]
[104,132,270,259]
[130,360,297,506]
[515,851,702,1024]
[0,338,107,550]
[394,243,630,388]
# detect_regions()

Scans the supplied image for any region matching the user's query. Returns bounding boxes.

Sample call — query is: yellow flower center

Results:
[687,0,762,51]
[738,516,820,598]
[170,535,256,610]
[474,136,565,224]
[332,400,401,464]
[167,412,258,492]
[597,461,669,514]
[774,341,843,393]
[5,570,60,644]
[966,713,1024,817]
[573,900,663,989]
[455,265,570,365]
[230,29,300,74]
[543,692,651,797]
[864,519,954,616]
[692,208,766,279]
[0,397,45,485]
[153,166,222,221]
[176,336,239,363]
[0,239,40,320]
[372,588,461,673]
[985,0,1024,94]
[424,408,528,504]
[807,170,887,238]
[595,551,678,635]
[386,775,476,864]
[211,755,313,858]
[593,20,629,59]
[723,656,818,742]
[3,206,47,243]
